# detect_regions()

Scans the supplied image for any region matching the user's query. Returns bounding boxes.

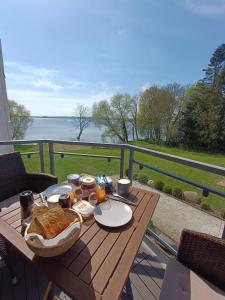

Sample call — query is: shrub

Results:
[133,173,139,180]
[220,210,225,219]
[200,202,212,211]
[147,179,154,187]
[164,185,172,195]
[172,187,183,199]
[138,174,149,184]
[154,180,165,191]
[125,168,129,177]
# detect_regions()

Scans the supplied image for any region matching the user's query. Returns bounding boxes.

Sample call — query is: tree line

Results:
[91,43,225,151]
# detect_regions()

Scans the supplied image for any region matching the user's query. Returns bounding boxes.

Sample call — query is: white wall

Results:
[0,40,13,154]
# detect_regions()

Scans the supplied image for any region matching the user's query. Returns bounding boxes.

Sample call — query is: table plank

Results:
[34,258,101,300]
[5,212,21,224]
[69,227,109,275]
[0,217,34,260]
[61,222,100,267]
[102,193,159,300]
[2,207,20,221]
[91,223,136,294]
[79,231,120,284]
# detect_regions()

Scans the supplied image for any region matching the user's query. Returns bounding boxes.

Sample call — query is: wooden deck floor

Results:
[0,235,168,300]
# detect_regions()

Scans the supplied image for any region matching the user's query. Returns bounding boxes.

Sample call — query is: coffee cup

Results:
[117,178,131,197]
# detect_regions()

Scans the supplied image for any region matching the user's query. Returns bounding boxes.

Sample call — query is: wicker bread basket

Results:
[25,209,82,257]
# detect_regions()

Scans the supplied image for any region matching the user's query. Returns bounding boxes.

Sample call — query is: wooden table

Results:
[0,187,159,300]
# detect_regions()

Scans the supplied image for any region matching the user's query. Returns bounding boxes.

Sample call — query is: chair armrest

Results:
[177,229,225,291]
[26,173,58,193]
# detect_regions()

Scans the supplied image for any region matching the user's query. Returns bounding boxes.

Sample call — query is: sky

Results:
[0,0,225,116]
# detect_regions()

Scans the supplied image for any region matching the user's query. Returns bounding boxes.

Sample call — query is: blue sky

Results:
[1,0,225,116]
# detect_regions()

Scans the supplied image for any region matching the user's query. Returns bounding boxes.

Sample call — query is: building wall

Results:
[0,40,13,154]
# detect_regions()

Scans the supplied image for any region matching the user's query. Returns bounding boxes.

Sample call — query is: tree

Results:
[74,104,90,141]
[163,82,186,141]
[129,95,140,140]
[202,43,225,93]
[177,44,225,150]
[177,83,225,150]
[138,86,177,141]
[92,94,133,143]
[8,100,32,139]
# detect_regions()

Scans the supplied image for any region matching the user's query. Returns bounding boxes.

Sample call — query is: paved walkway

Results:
[113,176,225,243]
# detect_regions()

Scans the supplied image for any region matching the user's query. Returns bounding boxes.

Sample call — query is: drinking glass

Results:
[97,184,106,203]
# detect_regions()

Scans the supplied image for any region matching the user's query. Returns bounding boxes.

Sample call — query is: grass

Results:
[15,141,225,215]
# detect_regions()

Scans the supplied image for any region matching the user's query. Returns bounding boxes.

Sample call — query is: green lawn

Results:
[15,141,225,215]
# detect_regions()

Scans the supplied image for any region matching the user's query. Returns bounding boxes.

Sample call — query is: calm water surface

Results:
[25,117,104,142]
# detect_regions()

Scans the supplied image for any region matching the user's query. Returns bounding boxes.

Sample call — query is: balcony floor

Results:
[0,235,168,300]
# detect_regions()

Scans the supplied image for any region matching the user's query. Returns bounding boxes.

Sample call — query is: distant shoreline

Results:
[32,116,92,119]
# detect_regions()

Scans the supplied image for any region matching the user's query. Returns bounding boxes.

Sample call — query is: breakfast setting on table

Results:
[20,174,136,257]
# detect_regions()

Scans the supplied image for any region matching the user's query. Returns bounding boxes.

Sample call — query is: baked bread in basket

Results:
[24,204,82,257]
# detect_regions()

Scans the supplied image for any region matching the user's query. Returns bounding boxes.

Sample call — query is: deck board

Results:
[0,236,167,300]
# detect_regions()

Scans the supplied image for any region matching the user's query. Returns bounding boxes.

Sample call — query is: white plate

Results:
[42,183,76,198]
[94,200,133,227]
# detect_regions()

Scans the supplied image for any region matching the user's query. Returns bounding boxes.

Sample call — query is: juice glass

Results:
[97,184,106,203]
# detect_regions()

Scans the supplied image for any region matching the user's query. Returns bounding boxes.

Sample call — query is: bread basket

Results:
[24,209,82,257]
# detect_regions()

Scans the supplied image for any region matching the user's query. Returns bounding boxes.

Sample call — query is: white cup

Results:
[117,178,131,197]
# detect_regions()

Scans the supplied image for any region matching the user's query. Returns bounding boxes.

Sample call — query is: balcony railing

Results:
[1,139,225,198]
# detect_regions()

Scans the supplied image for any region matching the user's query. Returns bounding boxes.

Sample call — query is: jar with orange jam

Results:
[80,176,97,200]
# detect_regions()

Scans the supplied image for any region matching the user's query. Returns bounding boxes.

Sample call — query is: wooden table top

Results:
[0,187,159,300]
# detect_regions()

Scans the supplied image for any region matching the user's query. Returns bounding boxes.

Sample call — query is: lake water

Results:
[25,117,104,142]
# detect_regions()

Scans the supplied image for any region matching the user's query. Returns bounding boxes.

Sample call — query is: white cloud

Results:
[7,88,114,116]
[5,61,83,92]
[141,81,165,92]
[181,0,225,16]
[5,60,122,115]
[141,81,151,92]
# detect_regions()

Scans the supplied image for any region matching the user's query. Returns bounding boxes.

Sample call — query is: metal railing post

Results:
[48,142,55,175]
[120,147,125,178]
[39,142,45,172]
[128,149,134,184]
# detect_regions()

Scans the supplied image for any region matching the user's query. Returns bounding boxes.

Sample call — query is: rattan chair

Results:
[160,229,225,299]
[177,229,225,292]
[0,151,58,284]
[0,151,58,202]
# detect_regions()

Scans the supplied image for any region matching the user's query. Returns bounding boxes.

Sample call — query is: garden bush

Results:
[163,185,172,195]
[154,180,165,191]
[147,179,154,187]
[133,173,139,180]
[200,202,212,211]
[138,174,149,184]
[172,187,183,199]
[220,210,225,219]
[125,168,129,177]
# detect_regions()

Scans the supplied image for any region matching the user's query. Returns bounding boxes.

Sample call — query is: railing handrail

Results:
[129,144,225,176]
[1,139,225,176]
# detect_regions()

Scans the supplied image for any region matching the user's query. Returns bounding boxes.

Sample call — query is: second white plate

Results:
[42,183,76,198]
[94,199,133,227]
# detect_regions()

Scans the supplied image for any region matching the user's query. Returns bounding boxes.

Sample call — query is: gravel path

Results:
[112,176,225,243]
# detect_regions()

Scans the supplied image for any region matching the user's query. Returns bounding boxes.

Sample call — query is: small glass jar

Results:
[80,176,97,200]
[67,174,80,186]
